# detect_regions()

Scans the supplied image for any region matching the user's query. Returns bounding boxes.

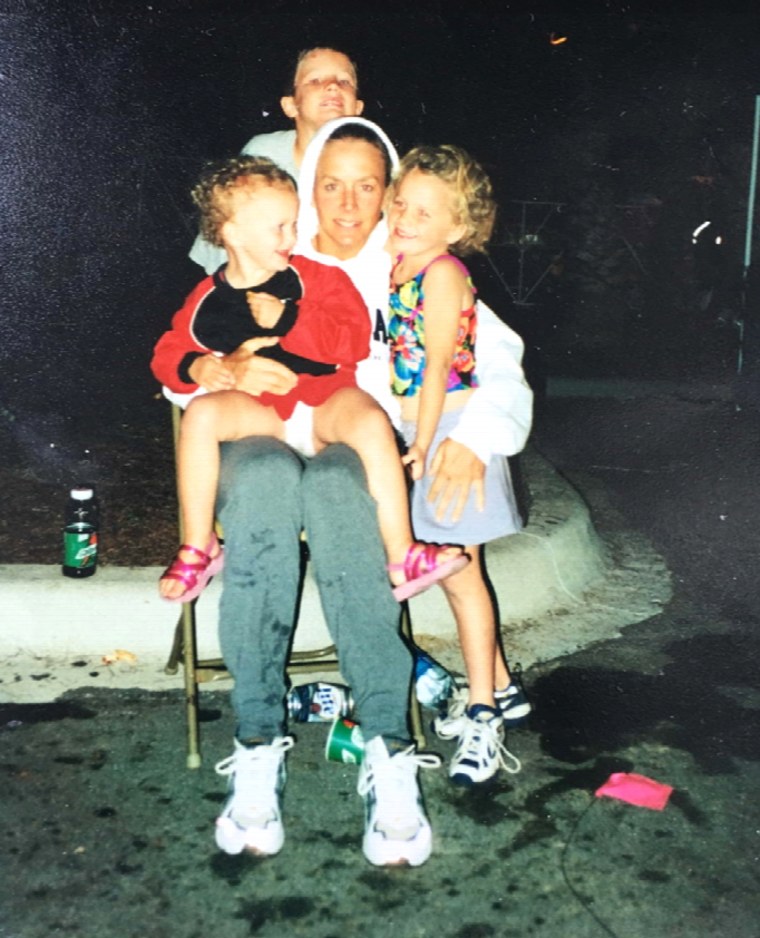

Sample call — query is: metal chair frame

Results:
[164,404,425,768]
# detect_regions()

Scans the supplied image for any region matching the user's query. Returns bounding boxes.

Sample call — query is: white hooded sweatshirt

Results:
[295,117,533,464]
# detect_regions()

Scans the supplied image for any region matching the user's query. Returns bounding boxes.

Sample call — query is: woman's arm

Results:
[425,298,533,522]
[447,300,533,463]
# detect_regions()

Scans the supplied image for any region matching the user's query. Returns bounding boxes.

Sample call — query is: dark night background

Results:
[1,0,759,556]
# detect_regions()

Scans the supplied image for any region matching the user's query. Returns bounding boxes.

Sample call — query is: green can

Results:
[63,524,98,577]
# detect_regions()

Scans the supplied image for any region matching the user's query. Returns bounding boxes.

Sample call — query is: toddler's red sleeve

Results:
[150,278,214,391]
[284,257,371,366]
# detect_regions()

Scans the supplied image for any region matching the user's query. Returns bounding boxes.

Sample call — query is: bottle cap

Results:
[70,487,94,500]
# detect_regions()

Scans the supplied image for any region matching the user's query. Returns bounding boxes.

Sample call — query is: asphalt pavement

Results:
[2,380,759,938]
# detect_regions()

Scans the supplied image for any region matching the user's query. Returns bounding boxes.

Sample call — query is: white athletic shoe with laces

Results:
[434,681,532,740]
[449,705,522,786]
[357,737,441,867]
[214,736,294,857]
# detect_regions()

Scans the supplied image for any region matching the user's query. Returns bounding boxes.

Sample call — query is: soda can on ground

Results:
[325,717,365,764]
[287,682,354,723]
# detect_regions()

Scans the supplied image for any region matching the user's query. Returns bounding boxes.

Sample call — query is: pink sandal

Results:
[388,542,470,602]
[160,534,224,603]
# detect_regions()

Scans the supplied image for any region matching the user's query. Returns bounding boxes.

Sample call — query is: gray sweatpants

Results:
[215,438,412,745]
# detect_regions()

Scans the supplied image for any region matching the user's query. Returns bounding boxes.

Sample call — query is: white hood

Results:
[296,117,400,251]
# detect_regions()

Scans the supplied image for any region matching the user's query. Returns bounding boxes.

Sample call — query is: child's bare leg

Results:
[312,389,411,563]
[312,388,462,582]
[161,391,284,599]
[438,546,500,708]
[493,642,512,691]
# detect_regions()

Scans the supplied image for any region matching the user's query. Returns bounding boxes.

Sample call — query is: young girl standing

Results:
[387,145,531,786]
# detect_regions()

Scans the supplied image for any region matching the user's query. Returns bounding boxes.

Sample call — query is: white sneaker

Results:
[357,737,441,867]
[432,686,468,740]
[434,681,532,740]
[214,736,294,857]
[494,682,532,725]
[449,706,521,786]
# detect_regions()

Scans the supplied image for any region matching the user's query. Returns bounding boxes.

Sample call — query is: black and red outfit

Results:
[151,254,370,420]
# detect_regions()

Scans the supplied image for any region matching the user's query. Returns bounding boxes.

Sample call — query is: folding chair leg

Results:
[400,602,426,749]
[163,615,183,675]
[409,680,426,749]
[181,600,202,769]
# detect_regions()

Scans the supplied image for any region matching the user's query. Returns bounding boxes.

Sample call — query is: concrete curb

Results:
[0,450,671,702]
[0,450,605,652]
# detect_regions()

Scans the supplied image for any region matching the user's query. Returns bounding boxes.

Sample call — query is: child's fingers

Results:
[473,477,485,513]
[193,354,234,391]
[427,438,487,519]
[204,362,235,391]
[433,481,467,523]
[402,448,425,480]
[247,293,284,328]
[406,461,424,481]
[232,336,279,358]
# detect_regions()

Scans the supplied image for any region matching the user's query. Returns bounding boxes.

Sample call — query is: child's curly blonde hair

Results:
[192,155,296,247]
[391,144,496,255]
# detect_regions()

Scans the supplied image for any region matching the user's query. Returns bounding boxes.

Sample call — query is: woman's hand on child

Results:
[246,291,285,329]
[427,438,486,522]
[402,444,427,482]
[223,337,298,397]
[188,353,236,392]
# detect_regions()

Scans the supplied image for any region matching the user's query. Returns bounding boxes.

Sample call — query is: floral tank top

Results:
[389,254,479,398]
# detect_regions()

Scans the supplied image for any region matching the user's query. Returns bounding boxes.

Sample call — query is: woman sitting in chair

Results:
[153,118,532,868]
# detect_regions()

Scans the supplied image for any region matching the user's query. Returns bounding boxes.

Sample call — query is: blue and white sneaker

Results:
[357,737,441,867]
[449,705,521,786]
[433,680,532,740]
[214,736,294,857]
[494,681,532,726]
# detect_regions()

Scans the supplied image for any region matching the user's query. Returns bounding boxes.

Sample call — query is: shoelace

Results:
[357,746,441,828]
[215,737,294,816]
[442,687,468,721]
[458,718,522,775]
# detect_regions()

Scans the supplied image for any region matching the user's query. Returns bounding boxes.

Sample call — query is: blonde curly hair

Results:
[192,155,296,247]
[391,144,496,255]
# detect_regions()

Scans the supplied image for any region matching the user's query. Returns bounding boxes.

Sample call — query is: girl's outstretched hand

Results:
[427,438,486,523]
[402,443,427,482]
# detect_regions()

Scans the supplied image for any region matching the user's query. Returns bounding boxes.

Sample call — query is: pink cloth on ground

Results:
[594,772,673,811]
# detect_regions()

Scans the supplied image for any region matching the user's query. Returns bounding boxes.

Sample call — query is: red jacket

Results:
[151,254,371,420]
